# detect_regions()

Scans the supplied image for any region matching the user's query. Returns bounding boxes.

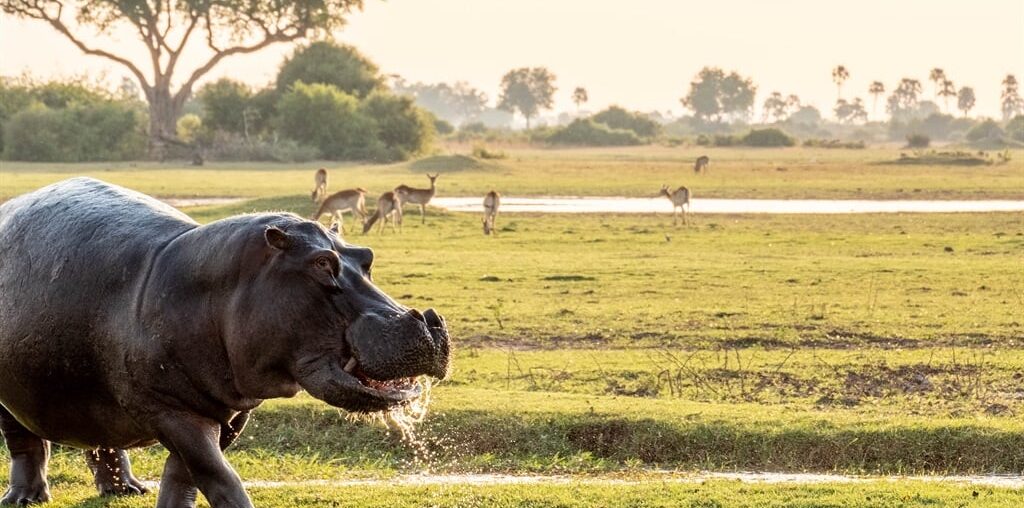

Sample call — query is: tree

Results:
[572,87,588,112]
[886,78,923,120]
[868,81,885,119]
[831,65,849,100]
[762,92,788,122]
[681,67,756,123]
[938,79,957,114]
[497,67,557,129]
[392,78,487,126]
[1,0,365,157]
[834,97,867,124]
[957,86,976,117]
[1001,74,1023,121]
[929,68,946,102]
[277,41,384,97]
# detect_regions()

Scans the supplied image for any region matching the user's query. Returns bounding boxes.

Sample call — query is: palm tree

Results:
[832,65,849,100]
[938,79,957,114]
[1002,74,1022,121]
[929,68,946,101]
[957,86,976,117]
[572,87,588,113]
[868,81,885,119]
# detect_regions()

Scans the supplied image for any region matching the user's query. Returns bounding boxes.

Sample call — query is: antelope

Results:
[311,168,328,202]
[394,173,438,224]
[310,188,369,234]
[362,191,403,235]
[694,156,710,174]
[660,184,692,226]
[482,190,501,235]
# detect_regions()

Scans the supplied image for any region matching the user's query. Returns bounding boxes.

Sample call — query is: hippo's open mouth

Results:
[342,357,422,400]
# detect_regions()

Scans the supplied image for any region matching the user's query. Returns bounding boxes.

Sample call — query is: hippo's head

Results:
[225,217,450,413]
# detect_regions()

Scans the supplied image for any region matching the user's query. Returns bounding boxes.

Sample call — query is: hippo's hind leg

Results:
[155,411,250,508]
[0,405,51,505]
[85,448,148,497]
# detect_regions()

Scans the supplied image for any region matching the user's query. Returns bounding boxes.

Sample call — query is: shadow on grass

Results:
[240,402,1024,474]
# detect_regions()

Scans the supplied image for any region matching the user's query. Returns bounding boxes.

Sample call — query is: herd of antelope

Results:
[309,168,503,235]
[308,154,706,235]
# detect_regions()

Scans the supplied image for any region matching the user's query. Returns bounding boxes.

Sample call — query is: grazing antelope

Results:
[362,191,403,235]
[482,190,501,235]
[311,168,329,203]
[310,188,369,234]
[394,173,439,224]
[693,156,710,174]
[660,184,692,226]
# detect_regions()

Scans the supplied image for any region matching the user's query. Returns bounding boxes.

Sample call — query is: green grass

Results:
[2,146,1022,200]
[2,151,1024,506]
[16,480,1024,508]
[189,205,1024,349]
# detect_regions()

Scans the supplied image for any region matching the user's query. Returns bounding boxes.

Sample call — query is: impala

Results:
[362,191,403,235]
[482,190,501,235]
[394,173,439,224]
[311,168,328,202]
[660,184,692,226]
[693,156,710,174]
[310,188,369,234]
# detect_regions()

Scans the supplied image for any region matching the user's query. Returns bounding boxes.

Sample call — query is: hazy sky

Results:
[1,0,1022,119]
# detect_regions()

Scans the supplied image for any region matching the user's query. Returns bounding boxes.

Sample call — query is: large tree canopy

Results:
[497,67,556,129]
[277,41,384,97]
[681,67,756,123]
[2,0,364,156]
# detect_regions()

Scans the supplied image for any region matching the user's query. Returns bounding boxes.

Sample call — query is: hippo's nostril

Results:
[408,308,426,323]
[423,308,445,328]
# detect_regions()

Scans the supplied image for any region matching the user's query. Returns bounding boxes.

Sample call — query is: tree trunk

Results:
[146,85,182,160]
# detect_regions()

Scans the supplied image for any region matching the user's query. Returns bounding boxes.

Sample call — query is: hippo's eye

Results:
[314,256,335,274]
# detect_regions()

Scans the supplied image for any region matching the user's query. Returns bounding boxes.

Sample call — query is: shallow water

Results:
[433,197,1024,214]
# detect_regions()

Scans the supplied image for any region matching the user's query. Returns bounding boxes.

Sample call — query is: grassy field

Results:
[11,479,1024,508]
[2,146,1022,200]
[1,148,1023,506]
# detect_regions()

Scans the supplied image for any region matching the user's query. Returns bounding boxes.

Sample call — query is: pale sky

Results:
[1,0,1022,120]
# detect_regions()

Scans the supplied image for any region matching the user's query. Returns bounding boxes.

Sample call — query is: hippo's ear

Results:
[265,227,292,250]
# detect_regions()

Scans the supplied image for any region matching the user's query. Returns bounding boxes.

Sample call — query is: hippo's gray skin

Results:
[0,178,450,507]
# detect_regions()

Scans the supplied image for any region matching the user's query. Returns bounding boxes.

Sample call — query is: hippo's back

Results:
[0,178,198,443]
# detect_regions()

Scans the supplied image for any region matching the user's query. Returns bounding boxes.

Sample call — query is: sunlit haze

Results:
[1,0,1022,120]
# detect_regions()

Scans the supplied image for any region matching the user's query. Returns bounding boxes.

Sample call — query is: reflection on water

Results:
[433,197,1024,214]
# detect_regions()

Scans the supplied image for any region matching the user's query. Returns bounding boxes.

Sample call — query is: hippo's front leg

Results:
[85,448,148,497]
[154,414,253,508]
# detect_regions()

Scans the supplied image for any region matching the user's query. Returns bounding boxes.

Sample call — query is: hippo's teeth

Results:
[343,357,358,373]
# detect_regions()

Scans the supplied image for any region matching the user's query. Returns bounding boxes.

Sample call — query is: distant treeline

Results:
[2,46,1023,162]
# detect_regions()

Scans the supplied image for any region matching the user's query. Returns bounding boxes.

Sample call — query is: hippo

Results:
[0,177,450,507]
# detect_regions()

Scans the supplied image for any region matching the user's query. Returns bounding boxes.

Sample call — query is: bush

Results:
[472,144,506,159]
[965,120,1004,143]
[277,81,381,160]
[1003,116,1024,142]
[546,119,643,146]
[433,117,454,135]
[359,91,434,162]
[802,138,866,149]
[201,132,320,162]
[4,102,146,161]
[196,79,254,135]
[176,114,202,143]
[905,134,930,148]
[591,106,661,138]
[741,128,794,147]
[461,121,488,134]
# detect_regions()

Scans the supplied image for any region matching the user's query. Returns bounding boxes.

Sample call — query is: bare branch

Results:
[175,29,302,103]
